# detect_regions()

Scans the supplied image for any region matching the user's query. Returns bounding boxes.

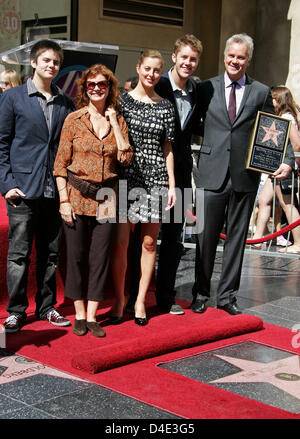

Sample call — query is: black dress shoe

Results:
[108,315,123,325]
[217,303,242,315]
[134,316,148,326]
[190,300,207,313]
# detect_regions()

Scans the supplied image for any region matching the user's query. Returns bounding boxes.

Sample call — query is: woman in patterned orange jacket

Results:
[54,64,133,338]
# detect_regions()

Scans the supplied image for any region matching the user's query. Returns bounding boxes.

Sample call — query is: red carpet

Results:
[2,197,299,418]
[72,312,263,373]
[2,301,300,418]
[3,294,262,373]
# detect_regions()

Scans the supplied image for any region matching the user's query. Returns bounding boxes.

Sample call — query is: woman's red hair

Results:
[76,64,120,111]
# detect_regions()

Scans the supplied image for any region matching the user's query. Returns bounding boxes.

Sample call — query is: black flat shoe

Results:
[190,300,207,314]
[134,316,148,326]
[217,303,242,315]
[108,315,123,325]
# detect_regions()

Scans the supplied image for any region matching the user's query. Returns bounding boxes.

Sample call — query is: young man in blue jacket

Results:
[0,39,75,333]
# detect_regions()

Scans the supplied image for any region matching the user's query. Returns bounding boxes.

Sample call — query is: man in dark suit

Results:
[0,39,74,333]
[155,35,203,315]
[126,35,202,315]
[192,33,294,315]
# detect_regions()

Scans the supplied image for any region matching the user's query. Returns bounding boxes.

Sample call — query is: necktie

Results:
[228,81,237,124]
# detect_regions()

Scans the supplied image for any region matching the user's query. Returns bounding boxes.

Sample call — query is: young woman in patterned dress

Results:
[110,50,176,326]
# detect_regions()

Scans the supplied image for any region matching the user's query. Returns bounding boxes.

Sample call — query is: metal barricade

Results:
[182,148,300,258]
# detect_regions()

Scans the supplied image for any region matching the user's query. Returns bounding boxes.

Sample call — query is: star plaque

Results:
[246,111,291,174]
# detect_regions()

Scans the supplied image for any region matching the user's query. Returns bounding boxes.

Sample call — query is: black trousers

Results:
[63,215,113,301]
[192,177,256,306]
[6,197,61,319]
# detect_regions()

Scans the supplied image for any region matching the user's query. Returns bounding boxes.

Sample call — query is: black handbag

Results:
[280,170,298,194]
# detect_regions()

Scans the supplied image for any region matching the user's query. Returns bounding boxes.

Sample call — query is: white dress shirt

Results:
[224,72,246,114]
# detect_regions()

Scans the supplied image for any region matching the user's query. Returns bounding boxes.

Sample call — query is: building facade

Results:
[0,0,299,102]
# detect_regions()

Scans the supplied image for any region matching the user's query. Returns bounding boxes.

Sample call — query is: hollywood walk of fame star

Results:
[261,121,283,146]
[0,353,85,384]
[210,354,300,400]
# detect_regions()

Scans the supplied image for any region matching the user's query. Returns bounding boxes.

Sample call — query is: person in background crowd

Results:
[192,34,294,316]
[110,49,176,326]
[253,86,300,254]
[0,69,21,92]
[0,40,74,333]
[54,64,133,337]
[123,76,138,92]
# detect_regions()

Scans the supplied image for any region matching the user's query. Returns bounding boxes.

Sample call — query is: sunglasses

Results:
[0,81,10,86]
[86,80,110,90]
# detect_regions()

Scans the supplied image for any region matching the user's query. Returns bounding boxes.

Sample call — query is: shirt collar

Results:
[27,77,62,97]
[224,71,246,88]
[168,69,193,94]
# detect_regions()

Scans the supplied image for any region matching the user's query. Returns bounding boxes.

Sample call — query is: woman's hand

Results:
[59,202,76,227]
[105,107,118,128]
[165,187,176,211]
[272,163,292,180]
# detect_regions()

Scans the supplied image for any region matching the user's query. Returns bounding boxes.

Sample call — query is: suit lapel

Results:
[182,80,197,131]
[217,74,231,125]
[219,73,254,126]
[50,100,63,140]
[234,75,253,124]
[161,76,182,127]
[24,86,49,135]
[158,74,197,132]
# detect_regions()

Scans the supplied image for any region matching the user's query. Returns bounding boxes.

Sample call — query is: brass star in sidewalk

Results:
[210,354,300,400]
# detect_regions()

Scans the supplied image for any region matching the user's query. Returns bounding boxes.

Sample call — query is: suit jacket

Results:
[155,72,200,188]
[195,73,295,192]
[0,82,74,199]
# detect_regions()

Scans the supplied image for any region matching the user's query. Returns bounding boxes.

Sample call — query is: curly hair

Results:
[76,64,120,111]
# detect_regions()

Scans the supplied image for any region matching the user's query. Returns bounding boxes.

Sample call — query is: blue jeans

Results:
[6,197,61,319]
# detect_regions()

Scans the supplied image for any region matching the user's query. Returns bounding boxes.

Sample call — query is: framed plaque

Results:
[246,111,291,174]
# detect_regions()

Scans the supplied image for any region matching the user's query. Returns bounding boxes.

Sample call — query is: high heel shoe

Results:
[134,316,148,326]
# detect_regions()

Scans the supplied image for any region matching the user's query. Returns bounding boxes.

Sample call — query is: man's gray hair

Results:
[224,33,254,60]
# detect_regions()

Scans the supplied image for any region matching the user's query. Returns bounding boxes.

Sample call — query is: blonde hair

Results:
[173,34,203,56]
[0,69,21,87]
[137,50,164,68]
